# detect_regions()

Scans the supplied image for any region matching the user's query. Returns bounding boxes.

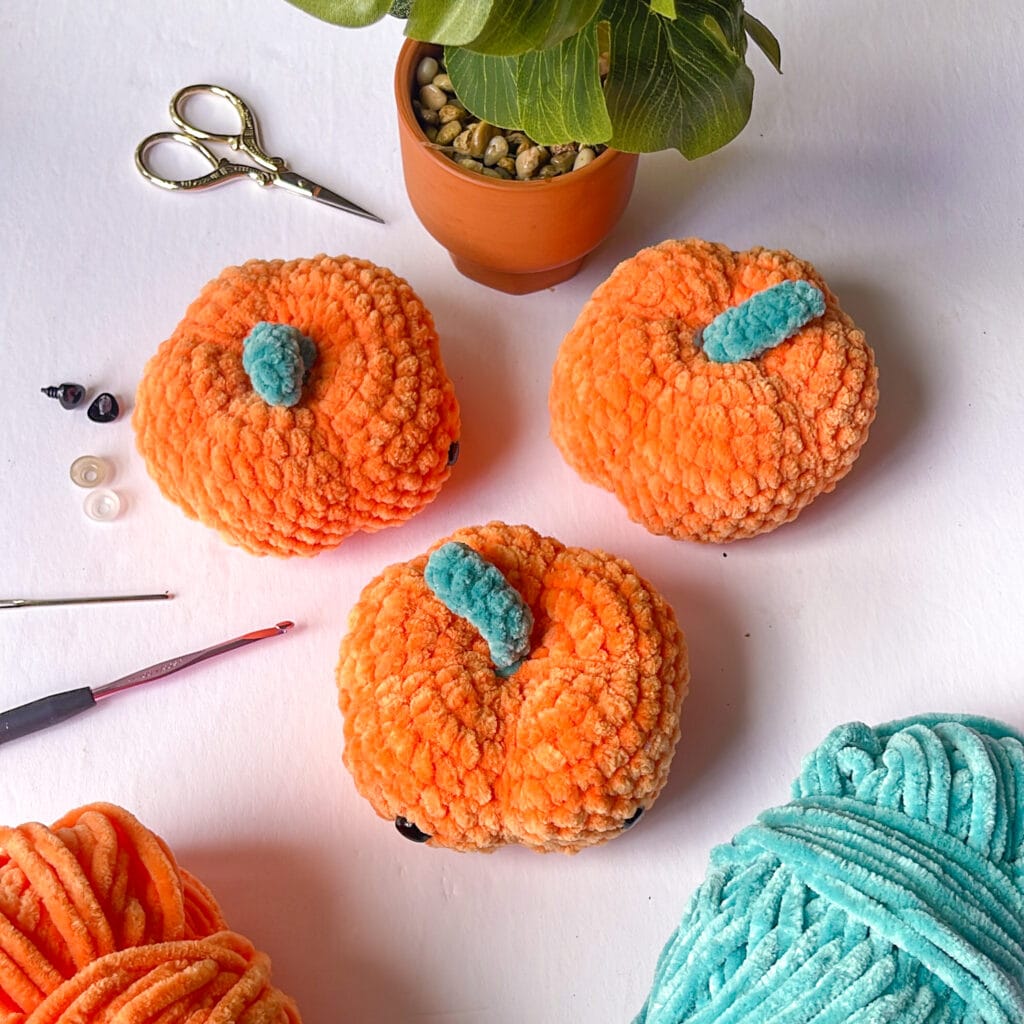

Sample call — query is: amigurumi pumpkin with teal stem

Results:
[635,713,1024,1023]
[336,522,689,853]
[550,238,879,543]
[133,255,460,557]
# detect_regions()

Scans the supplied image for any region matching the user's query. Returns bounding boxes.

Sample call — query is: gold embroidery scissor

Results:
[135,83,383,222]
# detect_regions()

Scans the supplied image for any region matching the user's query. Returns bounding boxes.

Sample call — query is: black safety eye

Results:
[622,807,644,829]
[447,441,460,466]
[87,392,120,423]
[395,816,431,843]
[41,383,86,409]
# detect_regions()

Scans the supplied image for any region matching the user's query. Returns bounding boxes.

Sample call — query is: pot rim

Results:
[394,36,636,192]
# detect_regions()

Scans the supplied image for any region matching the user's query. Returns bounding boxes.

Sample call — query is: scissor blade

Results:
[274,170,384,223]
[311,186,385,223]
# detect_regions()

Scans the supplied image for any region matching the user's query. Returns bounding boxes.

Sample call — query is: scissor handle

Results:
[134,132,275,191]
[169,84,285,173]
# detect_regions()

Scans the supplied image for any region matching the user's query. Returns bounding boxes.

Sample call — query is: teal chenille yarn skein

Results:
[636,715,1024,1023]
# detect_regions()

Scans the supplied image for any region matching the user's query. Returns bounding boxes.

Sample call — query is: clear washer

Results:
[70,455,111,488]
[83,489,121,522]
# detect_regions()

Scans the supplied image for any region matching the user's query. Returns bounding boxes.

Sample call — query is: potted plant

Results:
[287,0,780,293]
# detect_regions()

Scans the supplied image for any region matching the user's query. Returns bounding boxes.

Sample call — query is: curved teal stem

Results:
[424,542,533,677]
[700,280,826,363]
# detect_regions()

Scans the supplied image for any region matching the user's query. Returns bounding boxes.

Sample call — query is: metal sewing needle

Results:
[0,592,173,610]
[0,621,295,746]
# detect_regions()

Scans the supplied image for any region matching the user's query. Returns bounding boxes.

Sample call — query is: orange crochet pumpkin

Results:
[0,803,299,1024]
[336,522,689,853]
[134,256,460,557]
[550,239,879,542]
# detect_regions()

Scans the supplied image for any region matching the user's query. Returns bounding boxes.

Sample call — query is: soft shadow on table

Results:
[426,294,520,501]
[830,277,929,482]
[761,277,928,541]
[580,147,736,276]
[179,842,423,1024]
[640,578,751,832]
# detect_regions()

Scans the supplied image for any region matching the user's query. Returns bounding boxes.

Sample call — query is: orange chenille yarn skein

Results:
[337,522,688,853]
[0,803,299,1024]
[550,239,879,542]
[134,255,460,556]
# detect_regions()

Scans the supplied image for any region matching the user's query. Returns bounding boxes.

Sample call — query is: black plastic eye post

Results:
[623,807,644,829]
[447,441,460,466]
[395,816,431,843]
[41,383,85,409]
[87,393,120,423]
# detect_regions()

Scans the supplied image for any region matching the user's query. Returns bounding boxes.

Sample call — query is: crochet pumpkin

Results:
[635,714,1024,1024]
[134,256,460,557]
[550,239,879,543]
[0,803,299,1023]
[336,522,689,853]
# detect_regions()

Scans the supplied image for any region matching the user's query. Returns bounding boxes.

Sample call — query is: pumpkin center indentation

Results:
[242,321,318,407]
[699,280,825,364]
[424,541,533,677]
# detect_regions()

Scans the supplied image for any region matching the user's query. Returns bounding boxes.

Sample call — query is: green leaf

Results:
[601,0,754,157]
[649,0,677,18]
[284,0,391,27]
[389,0,412,16]
[462,0,603,56]
[446,46,520,129]
[516,19,612,142]
[743,11,782,73]
[447,16,612,145]
[405,0,494,45]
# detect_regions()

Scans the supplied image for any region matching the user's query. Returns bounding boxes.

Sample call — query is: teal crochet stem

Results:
[424,542,533,677]
[701,280,826,363]
[242,321,317,407]
[635,715,1024,1024]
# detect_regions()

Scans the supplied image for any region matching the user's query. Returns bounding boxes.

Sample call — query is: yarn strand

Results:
[636,715,1024,1024]
[0,805,299,1024]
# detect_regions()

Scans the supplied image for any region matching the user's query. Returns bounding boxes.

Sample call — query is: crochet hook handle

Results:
[0,621,294,746]
[0,688,96,744]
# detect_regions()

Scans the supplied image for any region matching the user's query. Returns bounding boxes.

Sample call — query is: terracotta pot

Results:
[394,40,640,294]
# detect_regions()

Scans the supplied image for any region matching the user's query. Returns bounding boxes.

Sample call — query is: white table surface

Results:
[2,2,1023,1021]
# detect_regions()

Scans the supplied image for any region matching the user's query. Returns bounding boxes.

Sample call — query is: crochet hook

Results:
[0,621,294,745]
[0,592,172,610]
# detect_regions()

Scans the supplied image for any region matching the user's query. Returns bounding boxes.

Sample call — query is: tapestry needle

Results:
[0,620,295,745]
[0,592,173,610]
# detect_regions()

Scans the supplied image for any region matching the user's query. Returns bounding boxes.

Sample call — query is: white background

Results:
[1,2,1022,1021]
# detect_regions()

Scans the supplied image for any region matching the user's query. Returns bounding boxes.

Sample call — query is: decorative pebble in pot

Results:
[395,41,639,294]
[336,521,689,852]
[287,2,781,294]
[550,239,879,542]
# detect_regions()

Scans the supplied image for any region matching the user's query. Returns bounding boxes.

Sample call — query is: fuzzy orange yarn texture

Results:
[0,803,298,1024]
[134,255,460,556]
[549,239,879,542]
[337,522,689,853]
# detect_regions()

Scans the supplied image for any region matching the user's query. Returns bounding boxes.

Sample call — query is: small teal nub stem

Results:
[700,280,826,364]
[242,322,317,407]
[424,542,533,677]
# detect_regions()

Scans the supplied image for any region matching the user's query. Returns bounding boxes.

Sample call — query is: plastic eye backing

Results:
[70,455,112,489]
[394,816,431,843]
[83,489,122,522]
[623,807,644,829]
